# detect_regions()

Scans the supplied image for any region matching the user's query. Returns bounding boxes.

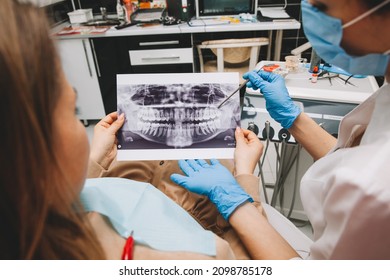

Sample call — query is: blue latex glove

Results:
[243,70,301,129]
[170,159,253,220]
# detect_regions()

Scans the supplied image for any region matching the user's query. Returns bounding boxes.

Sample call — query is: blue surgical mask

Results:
[301,0,390,76]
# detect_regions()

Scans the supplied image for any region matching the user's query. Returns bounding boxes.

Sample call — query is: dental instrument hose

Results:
[278,144,300,217]
[287,144,301,219]
[258,121,271,204]
[271,139,288,207]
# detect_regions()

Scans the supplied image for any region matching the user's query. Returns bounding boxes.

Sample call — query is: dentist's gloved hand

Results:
[170,159,253,220]
[243,70,301,129]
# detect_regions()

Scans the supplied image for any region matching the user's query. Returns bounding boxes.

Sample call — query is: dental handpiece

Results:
[216,81,248,109]
[265,120,271,140]
[217,66,264,109]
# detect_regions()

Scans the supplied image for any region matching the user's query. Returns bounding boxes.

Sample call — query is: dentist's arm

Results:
[288,112,337,161]
[229,202,299,260]
[243,71,336,161]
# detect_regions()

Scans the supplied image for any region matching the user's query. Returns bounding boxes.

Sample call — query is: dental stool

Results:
[196,37,269,84]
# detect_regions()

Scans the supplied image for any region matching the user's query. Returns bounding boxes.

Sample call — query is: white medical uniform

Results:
[300,83,390,259]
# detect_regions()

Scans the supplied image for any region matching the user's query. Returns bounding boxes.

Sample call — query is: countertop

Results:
[248,61,379,104]
[52,18,301,40]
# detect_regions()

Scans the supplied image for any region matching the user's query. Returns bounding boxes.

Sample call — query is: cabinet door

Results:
[57,38,105,120]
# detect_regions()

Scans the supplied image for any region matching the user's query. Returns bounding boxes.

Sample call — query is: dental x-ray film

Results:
[116,73,240,161]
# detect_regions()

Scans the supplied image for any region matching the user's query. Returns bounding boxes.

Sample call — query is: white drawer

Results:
[129,48,193,65]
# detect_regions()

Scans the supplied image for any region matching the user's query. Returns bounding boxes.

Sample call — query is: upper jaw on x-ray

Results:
[118,83,240,148]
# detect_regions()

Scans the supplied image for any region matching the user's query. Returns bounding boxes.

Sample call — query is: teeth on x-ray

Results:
[137,107,221,122]
[119,83,238,148]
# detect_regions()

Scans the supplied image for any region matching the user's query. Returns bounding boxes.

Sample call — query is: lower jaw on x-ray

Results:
[117,83,240,149]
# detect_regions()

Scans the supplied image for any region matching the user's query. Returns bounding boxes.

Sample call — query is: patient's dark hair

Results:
[0,0,104,259]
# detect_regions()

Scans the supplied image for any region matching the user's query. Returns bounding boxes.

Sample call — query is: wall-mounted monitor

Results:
[195,0,258,18]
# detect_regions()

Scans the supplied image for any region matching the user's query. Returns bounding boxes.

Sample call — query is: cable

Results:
[283,0,287,10]
[274,142,280,169]
[266,142,301,220]
[277,144,298,215]
[278,144,296,214]
[261,140,269,168]
[345,75,354,85]
[270,143,282,207]
[258,130,308,223]
[261,121,271,168]
[287,144,301,219]
[258,159,269,204]
[258,151,270,204]
[258,121,271,204]
[290,218,311,228]
[270,139,288,207]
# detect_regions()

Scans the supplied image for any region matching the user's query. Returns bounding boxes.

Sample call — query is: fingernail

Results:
[119,113,125,120]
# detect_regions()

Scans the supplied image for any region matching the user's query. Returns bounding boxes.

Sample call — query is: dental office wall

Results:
[74,0,118,14]
[271,0,312,61]
[41,0,73,25]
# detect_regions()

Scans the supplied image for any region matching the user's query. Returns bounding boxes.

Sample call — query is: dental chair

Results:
[196,37,269,83]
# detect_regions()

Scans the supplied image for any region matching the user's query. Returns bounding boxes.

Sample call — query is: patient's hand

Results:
[90,112,125,169]
[234,128,263,175]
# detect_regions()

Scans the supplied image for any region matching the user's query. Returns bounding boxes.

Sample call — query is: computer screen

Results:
[195,0,258,18]
[258,0,286,8]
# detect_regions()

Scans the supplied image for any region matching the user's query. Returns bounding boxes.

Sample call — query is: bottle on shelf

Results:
[311,66,319,83]
[138,0,151,9]
[123,0,135,23]
[152,0,166,8]
[116,0,125,21]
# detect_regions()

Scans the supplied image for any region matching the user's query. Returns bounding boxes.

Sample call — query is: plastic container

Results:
[123,0,135,23]
[138,0,151,9]
[285,55,300,72]
[311,66,319,83]
[116,0,125,20]
[67,9,93,24]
